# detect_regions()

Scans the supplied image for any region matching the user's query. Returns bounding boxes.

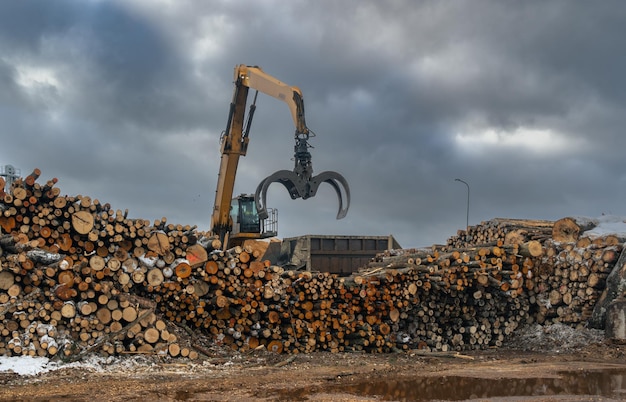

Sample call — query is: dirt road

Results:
[0,340,624,402]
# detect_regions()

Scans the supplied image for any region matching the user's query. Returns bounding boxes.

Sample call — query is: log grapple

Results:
[255,132,350,220]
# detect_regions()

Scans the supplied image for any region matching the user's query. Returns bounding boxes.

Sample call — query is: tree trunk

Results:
[552,217,596,243]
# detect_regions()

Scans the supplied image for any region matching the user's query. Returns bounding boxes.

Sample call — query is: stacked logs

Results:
[136,241,542,354]
[352,241,545,351]
[1,169,624,358]
[0,256,201,360]
[0,170,207,359]
[445,218,554,250]
[453,217,619,327]
[530,234,623,327]
[442,216,626,329]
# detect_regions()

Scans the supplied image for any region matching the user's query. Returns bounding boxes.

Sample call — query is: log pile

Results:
[132,239,541,354]
[440,216,626,329]
[0,170,205,359]
[1,169,624,358]
[444,218,554,250]
[353,242,541,351]
[530,222,625,328]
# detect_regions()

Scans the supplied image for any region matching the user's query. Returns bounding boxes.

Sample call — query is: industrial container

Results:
[279,235,401,275]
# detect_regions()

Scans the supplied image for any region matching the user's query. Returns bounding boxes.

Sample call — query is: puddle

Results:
[265,368,626,401]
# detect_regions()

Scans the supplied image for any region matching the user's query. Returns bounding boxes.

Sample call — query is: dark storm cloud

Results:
[0,0,217,230]
[0,1,206,133]
[1,0,626,247]
[0,1,78,49]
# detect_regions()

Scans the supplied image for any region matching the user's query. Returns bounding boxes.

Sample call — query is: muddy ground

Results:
[0,325,625,402]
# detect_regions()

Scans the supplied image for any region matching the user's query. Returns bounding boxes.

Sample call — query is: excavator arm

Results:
[211,64,350,245]
[235,65,309,135]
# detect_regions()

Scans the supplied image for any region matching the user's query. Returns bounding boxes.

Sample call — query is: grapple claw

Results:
[255,131,350,221]
[255,169,350,221]
[306,171,351,219]
[255,170,302,220]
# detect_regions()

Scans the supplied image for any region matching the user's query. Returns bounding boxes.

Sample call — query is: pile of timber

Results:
[354,241,545,351]
[440,216,625,329]
[445,218,555,250]
[1,169,624,358]
[0,171,211,359]
[531,237,621,326]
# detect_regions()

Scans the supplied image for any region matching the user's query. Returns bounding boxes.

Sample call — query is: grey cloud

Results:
[1,0,626,248]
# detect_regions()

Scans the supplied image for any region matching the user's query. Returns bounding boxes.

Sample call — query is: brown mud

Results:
[0,340,624,402]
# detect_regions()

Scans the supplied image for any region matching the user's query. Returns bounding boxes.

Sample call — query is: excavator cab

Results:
[229,194,277,240]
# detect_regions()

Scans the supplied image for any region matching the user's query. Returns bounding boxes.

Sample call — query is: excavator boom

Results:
[234,65,308,135]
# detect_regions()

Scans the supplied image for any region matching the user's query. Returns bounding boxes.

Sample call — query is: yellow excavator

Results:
[210,65,350,248]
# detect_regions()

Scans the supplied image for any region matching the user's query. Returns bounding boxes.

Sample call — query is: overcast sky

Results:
[1,1,625,248]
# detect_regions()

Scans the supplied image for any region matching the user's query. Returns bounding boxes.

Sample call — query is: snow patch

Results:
[0,356,56,376]
[0,355,156,376]
[572,215,626,240]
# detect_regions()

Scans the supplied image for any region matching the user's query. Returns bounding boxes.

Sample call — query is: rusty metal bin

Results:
[280,235,401,275]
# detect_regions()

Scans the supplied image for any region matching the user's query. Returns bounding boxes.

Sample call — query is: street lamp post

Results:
[454,178,470,230]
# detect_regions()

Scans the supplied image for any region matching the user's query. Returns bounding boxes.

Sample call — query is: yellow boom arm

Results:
[210,65,309,242]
